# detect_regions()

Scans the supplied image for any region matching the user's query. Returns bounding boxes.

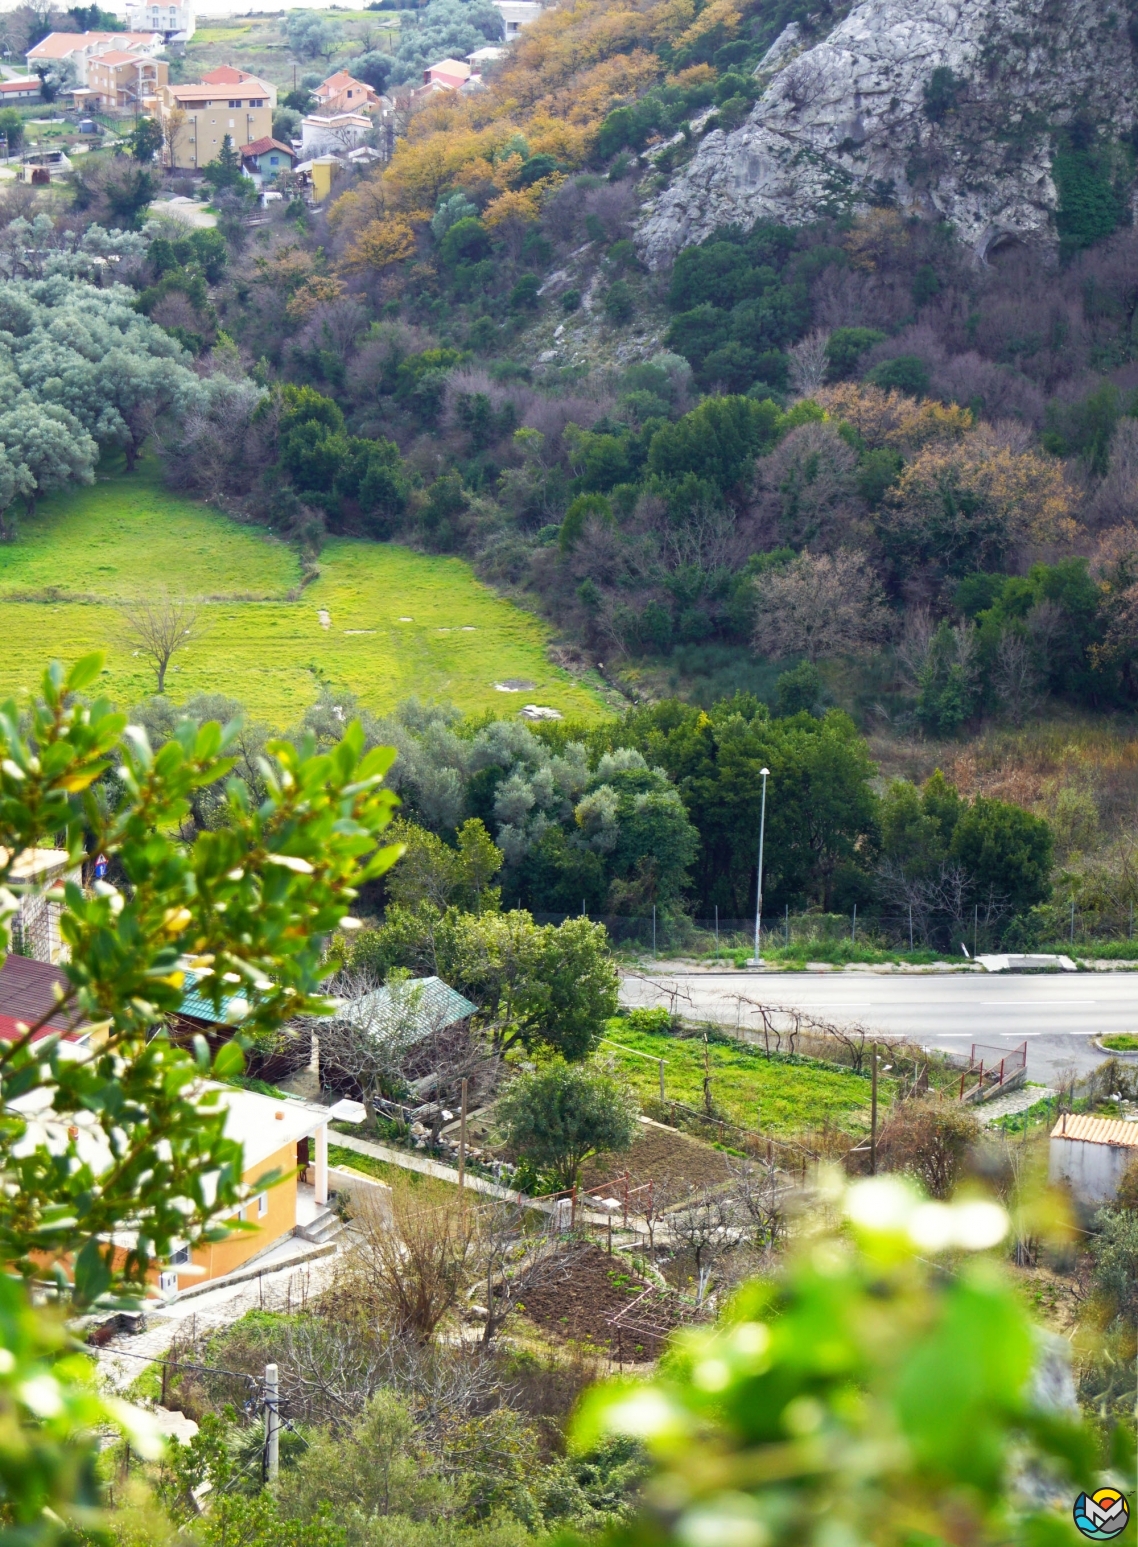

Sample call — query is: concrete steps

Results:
[295,1208,343,1245]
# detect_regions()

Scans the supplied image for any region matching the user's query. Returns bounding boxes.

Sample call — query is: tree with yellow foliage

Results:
[878,427,1077,579]
[342,215,420,275]
[816,383,973,453]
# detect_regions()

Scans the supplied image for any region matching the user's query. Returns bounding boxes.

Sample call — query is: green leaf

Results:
[65,653,106,695]
[211,1040,245,1080]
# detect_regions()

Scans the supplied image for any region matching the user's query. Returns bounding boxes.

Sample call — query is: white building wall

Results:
[1049,1135,1136,1206]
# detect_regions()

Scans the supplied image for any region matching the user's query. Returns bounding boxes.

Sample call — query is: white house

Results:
[26,30,163,88]
[300,112,372,157]
[493,0,546,37]
[1048,1112,1138,1206]
[126,0,195,43]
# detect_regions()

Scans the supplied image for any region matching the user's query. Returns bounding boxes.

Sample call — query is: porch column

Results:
[314,1121,328,1206]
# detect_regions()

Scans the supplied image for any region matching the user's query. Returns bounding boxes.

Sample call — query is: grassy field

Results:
[0,470,604,727]
[598,1020,878,1138]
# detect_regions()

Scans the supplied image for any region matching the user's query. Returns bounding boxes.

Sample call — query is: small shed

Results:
[328,975,477,1046]
[1048,1113,1138,1205]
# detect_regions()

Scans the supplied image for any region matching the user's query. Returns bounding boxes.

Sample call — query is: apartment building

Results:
[159,73,274,169]
[86,50,168,112]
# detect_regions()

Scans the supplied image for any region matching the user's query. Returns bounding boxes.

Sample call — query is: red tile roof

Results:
[1051,1113,1138,1147]
[241,136,296,158]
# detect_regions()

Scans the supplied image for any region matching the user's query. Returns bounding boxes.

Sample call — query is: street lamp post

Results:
[751,767,770,965]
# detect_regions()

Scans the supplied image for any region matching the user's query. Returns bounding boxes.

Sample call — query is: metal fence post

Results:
[852,904,857,944]
[909,904,913,950]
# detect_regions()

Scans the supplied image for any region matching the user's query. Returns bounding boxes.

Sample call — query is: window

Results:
[250,98,263,107]
[256,1192,268,1218]
[228,99,239,108]
[269,155,278,165]
[228,118,235,128]
[170,1244,190,1266]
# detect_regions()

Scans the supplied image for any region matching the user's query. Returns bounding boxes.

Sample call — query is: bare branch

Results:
[120,594,200,694]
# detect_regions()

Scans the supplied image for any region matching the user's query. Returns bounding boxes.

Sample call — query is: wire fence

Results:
[532,907,1138,956]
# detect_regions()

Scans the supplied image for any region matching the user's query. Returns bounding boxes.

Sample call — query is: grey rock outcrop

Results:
[639,0,1138,267]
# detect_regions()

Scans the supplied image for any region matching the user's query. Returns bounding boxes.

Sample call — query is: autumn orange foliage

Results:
[815,383,974,453]
[328,0,703,272]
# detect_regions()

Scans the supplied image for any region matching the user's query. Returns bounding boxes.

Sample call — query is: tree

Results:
[352,907,619,1060]
[647,394,783,494]
[128,115,163,163]
[120,595,200,692]
[880,432,1076,582]
[202,134,246,194]
[102,166,159,228]
[496,1061,639,1190]
[0,107,24,157]
[283,9,344,59]
[161,105,186,170]
[573,1176,1097,1547]
[949,797,1054,916]
[385,818,503,913]
[337,1181,474,1342]
[0,398,98,534]
[753,549,889,662]
[620,696,880,915]
[787,328,829,395]
[0,653,400,1536]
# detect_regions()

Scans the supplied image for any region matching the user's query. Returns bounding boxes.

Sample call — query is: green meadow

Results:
[0,472,604,726]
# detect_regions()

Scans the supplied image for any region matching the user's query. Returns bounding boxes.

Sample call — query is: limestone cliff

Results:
[639,0,1138,267]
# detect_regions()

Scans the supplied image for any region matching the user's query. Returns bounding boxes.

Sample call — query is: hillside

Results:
[0,470,605,724]
[641,0,1138,264]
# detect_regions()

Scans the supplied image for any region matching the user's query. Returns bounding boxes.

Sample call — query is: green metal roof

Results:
[177,970,249,1026]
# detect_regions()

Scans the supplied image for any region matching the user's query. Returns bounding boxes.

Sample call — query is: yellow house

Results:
[159,76,274,169]
[156,1083,332,1295]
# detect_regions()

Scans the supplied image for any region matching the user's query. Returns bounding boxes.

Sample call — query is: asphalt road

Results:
[619,969,1138,1081]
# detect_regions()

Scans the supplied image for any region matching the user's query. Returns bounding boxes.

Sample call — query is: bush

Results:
[603,281,635,325]
[508,273,541,311]
[561,288,582,312]
[879,1096,979,1197]
[496,1061,640,1190]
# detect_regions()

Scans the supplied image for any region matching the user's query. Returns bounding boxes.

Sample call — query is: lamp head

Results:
[760,767,770,777]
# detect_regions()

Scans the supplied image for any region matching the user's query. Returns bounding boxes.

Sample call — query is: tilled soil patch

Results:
[580,1119,735,1198]
[514,1244,678,1355]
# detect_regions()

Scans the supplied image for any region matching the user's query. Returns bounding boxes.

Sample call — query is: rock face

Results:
[639,0,1138,267]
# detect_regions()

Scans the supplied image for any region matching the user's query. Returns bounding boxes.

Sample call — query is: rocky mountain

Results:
[639,0,1138,267]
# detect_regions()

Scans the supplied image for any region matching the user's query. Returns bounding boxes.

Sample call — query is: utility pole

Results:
[870,1043,878,1176]
[751,767,770,964]
[263,1364,279,1482]
[457,1077,468,1198]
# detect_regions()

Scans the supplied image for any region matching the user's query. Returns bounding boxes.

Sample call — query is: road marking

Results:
[979,999,1097,1006]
